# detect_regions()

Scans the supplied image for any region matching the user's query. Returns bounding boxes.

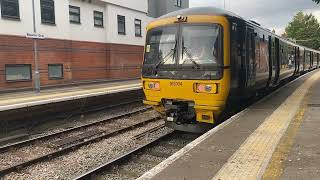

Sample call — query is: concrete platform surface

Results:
[138,69,320,180]
[0,79,141,111]
[264,74,320,180]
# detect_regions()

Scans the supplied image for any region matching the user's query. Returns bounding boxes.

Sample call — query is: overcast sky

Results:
[190,0,320,35]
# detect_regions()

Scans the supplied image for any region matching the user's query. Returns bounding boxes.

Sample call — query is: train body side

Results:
[228,17,320,100]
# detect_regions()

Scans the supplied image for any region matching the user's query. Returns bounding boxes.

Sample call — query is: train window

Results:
[232,23,237,31]
[179,24,222,65]
[144,26,177,65]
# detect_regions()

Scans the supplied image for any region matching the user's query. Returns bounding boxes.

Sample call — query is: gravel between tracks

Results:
[0,110,159,170]
[3,119,171,180]
[95,133,198,180]
[30,102,146,138]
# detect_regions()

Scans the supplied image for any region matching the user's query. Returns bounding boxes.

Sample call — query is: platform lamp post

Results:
[32,0,41,93]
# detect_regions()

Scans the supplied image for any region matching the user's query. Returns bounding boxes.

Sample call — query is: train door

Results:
[245,27,256,89]
[255,33,270,89]
[313,52,316,69]
[299,48,304,73]
[302,49,307,72]
[310,51,314,69]
[312,52,317,69]
[294,47,299,74]
[235,24,247,92]
[273,38,280,84]
[317,54,320,68]
[306,51,311,70]
[268,36,276,86]
[229,21,245,95]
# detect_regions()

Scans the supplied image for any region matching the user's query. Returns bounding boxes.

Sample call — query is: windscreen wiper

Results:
[155,39,178,69]
[181,37,200,69]
[182,46,200,68]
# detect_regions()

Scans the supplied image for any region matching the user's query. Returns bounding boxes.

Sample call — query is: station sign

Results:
[26,33,45,39]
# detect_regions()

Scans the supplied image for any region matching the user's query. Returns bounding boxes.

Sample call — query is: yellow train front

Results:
[141,7,320,133]
[142,7,231,133]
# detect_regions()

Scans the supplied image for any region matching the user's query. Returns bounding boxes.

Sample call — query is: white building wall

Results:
[0,0,34,36]
[69,0,107,43]
[35,0,71,40]
[106,3,153,46]
[101,0,148,13]
[0,0,152,45]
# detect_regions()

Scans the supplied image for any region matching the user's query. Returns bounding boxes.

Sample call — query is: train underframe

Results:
[155,99,221,133]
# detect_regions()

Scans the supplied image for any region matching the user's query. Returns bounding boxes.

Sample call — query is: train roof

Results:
[157,7,320,53]
[159,6,242,19]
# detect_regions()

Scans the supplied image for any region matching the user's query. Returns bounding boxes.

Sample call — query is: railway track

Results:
[0,99,144,146]
[0,107,160,177]
[75,129,199,180]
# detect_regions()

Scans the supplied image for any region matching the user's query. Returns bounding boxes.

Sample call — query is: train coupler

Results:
[163,100,196,125]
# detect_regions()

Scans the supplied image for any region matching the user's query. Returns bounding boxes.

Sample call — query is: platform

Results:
[138,69,320,180]
[0,79,141,112]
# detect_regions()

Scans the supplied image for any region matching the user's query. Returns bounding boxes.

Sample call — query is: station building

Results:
[0,0,189,91]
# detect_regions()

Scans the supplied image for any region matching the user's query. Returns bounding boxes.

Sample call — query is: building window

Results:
[5,64,32,81]
[175,0,182,7]
[94,11,103,27]
[40,0,55,24]
[1,0,20,19]
[134,19,142,37]
[69,5,80,24]
[48,64,63,79]
[117,15,126,35]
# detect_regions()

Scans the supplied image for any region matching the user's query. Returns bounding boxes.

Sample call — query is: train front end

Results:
[142,14,230,133]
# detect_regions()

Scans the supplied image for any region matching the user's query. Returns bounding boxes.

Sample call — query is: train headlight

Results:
[195,83,218,94]
[145,81,160,91]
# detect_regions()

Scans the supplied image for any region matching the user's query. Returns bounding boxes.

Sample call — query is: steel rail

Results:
[75,130,173,180]
[70,98,143,117]
[0,116,162,177]
[131,124,166,140]
[0,107,151,152]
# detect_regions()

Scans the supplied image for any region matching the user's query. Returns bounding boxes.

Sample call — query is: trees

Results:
[313,0,319,4]
[284,12,320,50]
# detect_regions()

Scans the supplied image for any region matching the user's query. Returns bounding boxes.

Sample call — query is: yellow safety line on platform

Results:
[213,71,320,180]
[0,83,141,106]
[262,104,307,179]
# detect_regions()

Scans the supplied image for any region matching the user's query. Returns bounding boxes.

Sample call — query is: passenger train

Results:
[141,7,320,133]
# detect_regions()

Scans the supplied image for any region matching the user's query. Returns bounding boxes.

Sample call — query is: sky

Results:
[190,0,320,35]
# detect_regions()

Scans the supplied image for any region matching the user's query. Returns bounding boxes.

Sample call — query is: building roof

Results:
[159,6,242,19]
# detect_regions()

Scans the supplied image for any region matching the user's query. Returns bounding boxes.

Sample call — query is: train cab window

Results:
[144,26,177,65]
[179,24,222,65]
